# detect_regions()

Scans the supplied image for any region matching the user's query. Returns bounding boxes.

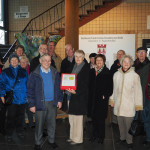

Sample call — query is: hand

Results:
[102,95,105,99]
[30,107,36,113]
[66,88,76,94]
[1,97,5,104]
[111,104,114,107]
[57,102,62,109]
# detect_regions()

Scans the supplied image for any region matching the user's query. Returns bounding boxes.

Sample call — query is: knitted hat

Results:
[9,54,20,63]
[137,47,148,52]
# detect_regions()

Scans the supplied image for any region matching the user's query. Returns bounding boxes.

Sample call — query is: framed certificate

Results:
[60,73,77,90]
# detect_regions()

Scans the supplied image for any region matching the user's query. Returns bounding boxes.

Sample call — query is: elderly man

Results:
[27,53,63,150]
[60,44,75,74]
[30,44,48,73]
[110,50,125,76]
[134,47,150,147]
[47,41,62,73]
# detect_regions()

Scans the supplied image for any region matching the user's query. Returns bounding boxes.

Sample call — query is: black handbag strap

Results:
[12,71,19,90]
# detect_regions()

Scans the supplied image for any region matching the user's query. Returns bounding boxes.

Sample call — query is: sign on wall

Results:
[79,34,135,68]
[14,6,29,19]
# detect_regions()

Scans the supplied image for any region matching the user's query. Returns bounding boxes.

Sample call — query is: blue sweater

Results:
[27,65,63,111]
[40,68,53,101]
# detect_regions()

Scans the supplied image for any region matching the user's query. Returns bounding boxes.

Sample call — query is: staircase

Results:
[1,0,122,62]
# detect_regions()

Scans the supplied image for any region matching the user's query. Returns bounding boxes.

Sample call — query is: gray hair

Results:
[38,44,47,51]
[19,56,29,64]
[39,53,51,61]
[117,49,126,55]
[65,44,73,49]
[120,55,134,66]
[74,50,85,58]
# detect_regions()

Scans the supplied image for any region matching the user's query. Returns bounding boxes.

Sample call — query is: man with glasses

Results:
[47,41,62,73]
[134,47,150,147]
[30,44,48,73]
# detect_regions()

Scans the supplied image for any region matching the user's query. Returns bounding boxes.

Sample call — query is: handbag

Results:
[128,111,144,136]
[4,73,19,105]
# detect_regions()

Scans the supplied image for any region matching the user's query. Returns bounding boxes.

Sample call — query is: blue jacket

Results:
[0,65,28,104]
[27,65,63,111]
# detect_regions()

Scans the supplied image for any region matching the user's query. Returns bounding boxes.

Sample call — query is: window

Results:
[0,0,6,44]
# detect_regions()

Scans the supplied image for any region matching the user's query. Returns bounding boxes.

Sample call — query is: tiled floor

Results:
[0,116,150,150]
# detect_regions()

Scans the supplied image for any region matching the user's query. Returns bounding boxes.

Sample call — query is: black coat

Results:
[68,63,90,115]
[60,57,75,74]
[88,65,113,119]
[110,59,121,77]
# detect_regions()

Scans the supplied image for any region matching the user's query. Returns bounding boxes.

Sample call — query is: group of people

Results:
[0,42,150,150]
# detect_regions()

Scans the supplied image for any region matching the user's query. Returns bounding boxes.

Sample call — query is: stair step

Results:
[87,9,97,14]
[55,28,65,31]
[79,14,89,20]
[48,32,60,35]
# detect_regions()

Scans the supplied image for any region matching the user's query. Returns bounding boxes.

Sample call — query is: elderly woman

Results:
[20,56,35,129]
[0,54,28,142]
[88,54,113,144]
[66,50,89,145]
[20,56,30,74]
[2,45,26,69]
[109,55,143,149]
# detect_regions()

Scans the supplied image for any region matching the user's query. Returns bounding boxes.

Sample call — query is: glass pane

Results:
[0,0,2,20]
[0,29,5,44]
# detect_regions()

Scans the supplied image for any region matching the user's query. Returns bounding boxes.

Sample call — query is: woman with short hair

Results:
[88,54,113,144]
[0,54,28,142]
[109,55,143,149]
[66,50,89,145]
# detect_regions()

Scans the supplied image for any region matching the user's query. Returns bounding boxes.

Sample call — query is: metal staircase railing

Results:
[3,0,114,60]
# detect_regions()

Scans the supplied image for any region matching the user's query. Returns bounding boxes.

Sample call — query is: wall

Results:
[9,0,150,60]
[8,0,62,43]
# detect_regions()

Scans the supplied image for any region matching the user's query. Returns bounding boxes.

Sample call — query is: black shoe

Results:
[97,138,104,144]
[34,145,41,150]
[7,136,12,142]
[116,139,126,144]
[30,125,35,129]
[49,142,58,149]
[143,140,150,146]
[127,143,133,150]
[89,137,96,142]
[43,131,48,137]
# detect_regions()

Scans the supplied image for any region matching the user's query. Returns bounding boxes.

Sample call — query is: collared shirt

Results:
[40,66,50,73]
[67,56,74,63]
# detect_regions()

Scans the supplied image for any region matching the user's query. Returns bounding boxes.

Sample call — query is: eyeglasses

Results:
[137,51,146,54]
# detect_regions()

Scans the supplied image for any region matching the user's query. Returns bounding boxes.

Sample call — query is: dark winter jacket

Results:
[60,57,75,74]
[0,65,28,104]
[110,59,121,76]
[27,65,63,111]
[88,65,113,118]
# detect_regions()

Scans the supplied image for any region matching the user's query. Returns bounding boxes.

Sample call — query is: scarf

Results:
[65,61,85,98]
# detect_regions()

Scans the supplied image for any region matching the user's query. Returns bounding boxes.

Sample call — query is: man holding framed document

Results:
[64,50,89,145]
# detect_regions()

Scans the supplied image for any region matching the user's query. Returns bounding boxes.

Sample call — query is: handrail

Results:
[22,0,64,33]
[3,0,106,60]
[2,39,17,59]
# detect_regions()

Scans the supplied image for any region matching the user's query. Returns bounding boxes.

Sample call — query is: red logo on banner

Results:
[97,44,106,55]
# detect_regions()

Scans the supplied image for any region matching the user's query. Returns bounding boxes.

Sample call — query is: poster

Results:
[79,34,135,68]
